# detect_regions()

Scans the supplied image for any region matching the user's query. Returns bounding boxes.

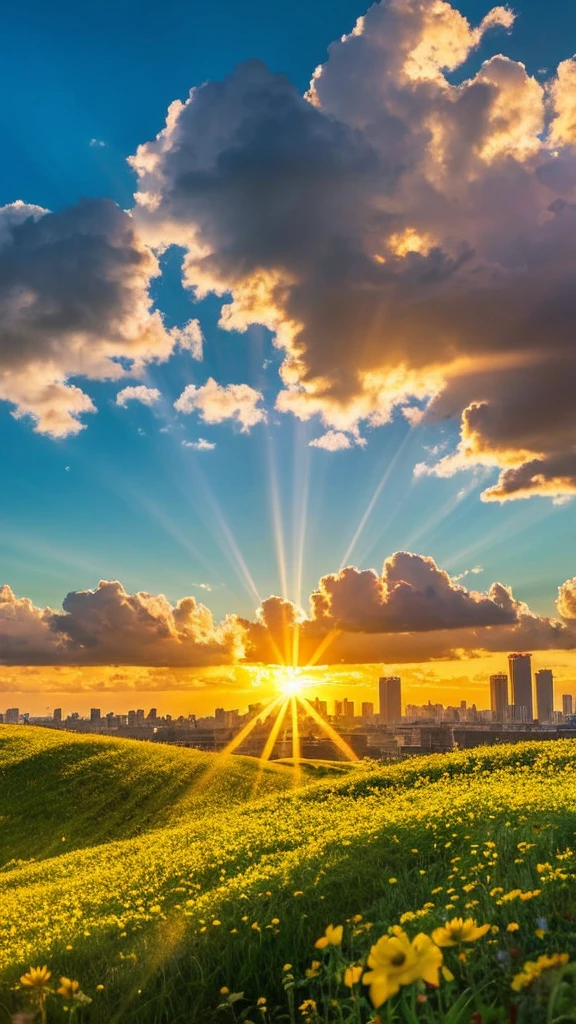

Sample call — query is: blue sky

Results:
[1,0,576,631]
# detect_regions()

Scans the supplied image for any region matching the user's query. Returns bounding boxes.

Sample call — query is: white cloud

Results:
[174,377,266,432]
[116,385,162,408]
[309,430,365,451]
[169,318,203,360]
[182,438,216,451]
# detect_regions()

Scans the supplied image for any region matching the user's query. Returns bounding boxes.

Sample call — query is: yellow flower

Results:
[305,960,321,978]
[388,878,398,884]
[57,978,79,999]
[362,928,442,1007]
[314,923,343,949]
[344,965,363,987]
[20,967,51,989]
[257,996,267,1006]
[220,987,230,995]
[441,966,454,982]
[299,999,317,1016]
[506,922,520,932]
[283,963,293,972]
[511,953,569,992]
[432,918,490,947]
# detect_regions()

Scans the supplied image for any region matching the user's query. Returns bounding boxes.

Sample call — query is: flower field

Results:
[2,728,576,1022]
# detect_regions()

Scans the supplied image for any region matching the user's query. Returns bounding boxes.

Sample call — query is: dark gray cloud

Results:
[0,198,174,436]
[130,0,576,499]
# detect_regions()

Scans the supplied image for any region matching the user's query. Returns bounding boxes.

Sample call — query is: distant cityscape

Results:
[3,653,576,759]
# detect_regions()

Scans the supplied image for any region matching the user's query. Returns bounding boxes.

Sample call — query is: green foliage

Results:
[1,728,576,1023]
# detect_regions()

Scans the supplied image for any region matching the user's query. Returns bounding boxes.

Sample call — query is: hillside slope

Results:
[2,735,576,1023]
[0,725,295,866]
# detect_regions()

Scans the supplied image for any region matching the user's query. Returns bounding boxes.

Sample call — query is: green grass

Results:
[0,725,295,865]
[1,727,576,1023]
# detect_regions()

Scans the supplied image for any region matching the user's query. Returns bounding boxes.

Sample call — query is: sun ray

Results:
[297,695,359,761]
[220,694,284,756]
[305,628,343,669]
[339,425,415,570]
[290,696,302,785]
[259,698,290,763]
[267,433,289,601]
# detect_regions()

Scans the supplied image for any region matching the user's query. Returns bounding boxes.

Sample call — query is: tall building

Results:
[343,698,355,719]
[489,674,508,721]
[535,669,554,722]
[508,653,533,723]
[379,676,402,723]
[562,694,574,717]
[334,700,343,718]
[5,708,19,724]
[90,708,101,724]
[127,710,136,727]
[313,698,328,718]
[53,708,62,724]
[361,701,374,718]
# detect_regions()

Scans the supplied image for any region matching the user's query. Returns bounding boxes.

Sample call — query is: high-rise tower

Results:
[508,653,533,723]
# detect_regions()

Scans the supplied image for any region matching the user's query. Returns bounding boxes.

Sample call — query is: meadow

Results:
[1,726,576,1023]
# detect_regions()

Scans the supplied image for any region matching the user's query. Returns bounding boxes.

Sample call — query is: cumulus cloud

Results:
[0,198,177,437]
[129,0,576,500]
[557,577,576,620]
[116,385,162,408]
[2,556,576,666]
[0,580,245,666]
[169,318,203,360]
[309,430,366,451]
[174,377,266,431]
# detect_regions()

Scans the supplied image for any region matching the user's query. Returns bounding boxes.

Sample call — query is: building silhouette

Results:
[343,698,355,719]
[361,701,374,718]
[489,674,508,721]
[562,694,574,717]
[379,676,402,723]
[509,653,533,723]
[535,669,554,722]
[53,708,62,724]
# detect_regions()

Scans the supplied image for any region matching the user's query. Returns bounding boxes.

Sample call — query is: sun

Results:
[275,667,309,697]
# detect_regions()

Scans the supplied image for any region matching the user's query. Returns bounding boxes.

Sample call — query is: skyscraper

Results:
[343,698,355,719]
[90,708,101,724]
[334,700,343,717]
[53,708,62,724]
[535,669,554,722]
[361,701,374,718]
[489,674,508,721]
[379,676,402,723]
[508,653,533,723]
[562,694,573,717]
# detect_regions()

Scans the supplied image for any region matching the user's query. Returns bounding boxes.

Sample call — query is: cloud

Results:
[557,577,576,620]
[2,555,576,666]
[169,319,203,360]
[0,198,177,437]
[182,438,216,450]
[309,430,366,451]
[116,385,162,408]
[174,377,266,431]
[129,0,576,501]
[0,580,245,666]
[89,138,106,148]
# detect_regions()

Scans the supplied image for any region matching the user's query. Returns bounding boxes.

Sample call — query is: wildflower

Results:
[271,918,280,925]
[212,919,221,926]
[95,985,104,992]
[362,927,442,1007]
[251,922,261,932]
[314,923,343,949]
[432,918,490,947]
[388,877,398,884]
[283,964,292,972]
[220,987,230,995]
[511,953,569,991]
[305,960,321,978]
[257,996,267,1006]
[20,967,51,989]
[344,965,363,987]
[441,966,454,982]
[299,999,318,1021]
[506,923,520,932]
[57,978,79,998]
[293,890,304,897]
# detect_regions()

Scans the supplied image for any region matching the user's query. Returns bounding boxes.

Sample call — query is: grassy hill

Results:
[2,728,576,1023]
[0,725,296,865]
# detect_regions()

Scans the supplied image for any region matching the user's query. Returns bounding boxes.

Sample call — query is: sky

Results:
[2,0,576,715]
